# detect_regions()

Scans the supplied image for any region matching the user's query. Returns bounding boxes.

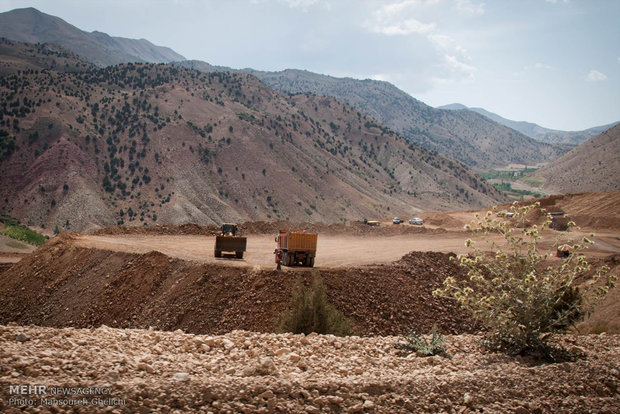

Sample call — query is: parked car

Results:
[409,217,424,225]
[392,217,402,224]
[497,210,515,218]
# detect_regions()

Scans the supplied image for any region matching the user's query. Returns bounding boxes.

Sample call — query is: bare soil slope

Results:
[1,326,618,413]
[0,235,475,336]
[181,63,568,170]
[533,125,620,194]
[0,61,503,232]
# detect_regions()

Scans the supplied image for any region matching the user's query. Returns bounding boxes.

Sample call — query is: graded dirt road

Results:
[73,229,619,269]
[73,233,496,269]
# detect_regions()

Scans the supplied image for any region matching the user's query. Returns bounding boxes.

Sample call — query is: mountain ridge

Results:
[439,103,619,145]
[0,7,185,66]
[0,7,568,171]
[176,62,568,170]
[0,42,505,232]
[532,124,620,194]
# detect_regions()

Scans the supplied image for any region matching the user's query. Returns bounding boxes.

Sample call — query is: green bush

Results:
[277,274,352,336]
[396,325,449,357]
[1,223,47,246]
[433,202,615,361]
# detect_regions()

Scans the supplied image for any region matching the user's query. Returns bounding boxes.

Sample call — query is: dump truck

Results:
[274,230,318,267]
[214,223,247,259]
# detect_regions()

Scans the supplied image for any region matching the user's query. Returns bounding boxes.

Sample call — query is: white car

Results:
[392,217,402,224]
[409,217,424,225]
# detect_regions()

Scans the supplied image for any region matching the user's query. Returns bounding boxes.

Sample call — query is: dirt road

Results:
[74,233,481,268]
[73,230,619,269]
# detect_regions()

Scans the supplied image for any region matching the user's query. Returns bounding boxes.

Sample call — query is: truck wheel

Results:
[214,250,221,258]
[235,251,244,259]
[308,257,315,267]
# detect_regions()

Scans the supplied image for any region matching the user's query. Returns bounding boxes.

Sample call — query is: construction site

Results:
[1,192,619,412]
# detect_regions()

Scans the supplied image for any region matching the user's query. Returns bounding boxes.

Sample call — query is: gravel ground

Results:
[1,325,619,413]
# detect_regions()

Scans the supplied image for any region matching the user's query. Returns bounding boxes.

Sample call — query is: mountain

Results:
[0,51,504,231]
[0,8,567,171]
[439,103,619,146]
[176,63,568,171]
[0,37,95,76]
[0,8,185,66]
[531,124,620,194]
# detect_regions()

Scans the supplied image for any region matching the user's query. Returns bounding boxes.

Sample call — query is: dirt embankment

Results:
[93,220,451,237]
[1,326,618,413]
[517,191,620,230]
[0,235,474,336]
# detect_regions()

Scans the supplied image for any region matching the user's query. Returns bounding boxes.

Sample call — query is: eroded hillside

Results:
[0,60,504,231]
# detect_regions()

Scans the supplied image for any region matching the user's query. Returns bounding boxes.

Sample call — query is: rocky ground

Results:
[1,325,618,413]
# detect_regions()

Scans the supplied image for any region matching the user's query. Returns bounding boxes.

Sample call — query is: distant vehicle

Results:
[366,220,380,226]
[497,210,515,218]
[274,230,318,267]
[214,223,247,259]
[409,217,424,225]
[392,217,402,224]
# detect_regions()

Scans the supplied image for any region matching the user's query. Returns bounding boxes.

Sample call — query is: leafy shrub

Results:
[433,202,615,361]
[1,223,47,246]
[396,325,449,357]
[277,274,352,336]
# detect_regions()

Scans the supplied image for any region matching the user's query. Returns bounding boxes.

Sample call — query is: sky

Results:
[0,0,618,131]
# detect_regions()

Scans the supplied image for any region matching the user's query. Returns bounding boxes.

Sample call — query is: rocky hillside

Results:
[0,8,185,66]
[440,103,619,145]
[0,37,95,76]
[0,51,503,231]
[178,63,567,170]
[0,8,567,171]
[532,124,620,193]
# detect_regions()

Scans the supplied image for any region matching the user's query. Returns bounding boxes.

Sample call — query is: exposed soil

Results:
[0,235,476,336]
[0,192,619,412]
[73,232,485,269]
[93,220,449,237]
[1,325,618,413]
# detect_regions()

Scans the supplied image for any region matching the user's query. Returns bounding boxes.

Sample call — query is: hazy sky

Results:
[1,0,618,131]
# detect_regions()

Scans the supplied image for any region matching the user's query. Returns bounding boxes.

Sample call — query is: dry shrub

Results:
[434,202,616,361]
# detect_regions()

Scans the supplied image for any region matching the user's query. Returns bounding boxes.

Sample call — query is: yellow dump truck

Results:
[274,230,318,267]
[214,223,247,259]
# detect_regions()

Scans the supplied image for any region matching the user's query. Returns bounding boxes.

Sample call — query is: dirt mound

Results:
[93,223,220,236]
[0,263,12,275]
[93,220,448,237]
[419,212,464,229]
[518,191,620,230]
[0,237,474,336]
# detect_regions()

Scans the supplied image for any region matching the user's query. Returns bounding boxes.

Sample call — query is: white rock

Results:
[463,392,472,405]
[173,372,190,382]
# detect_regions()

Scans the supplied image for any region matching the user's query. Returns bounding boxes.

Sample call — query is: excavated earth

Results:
[1,195,619,412]
[1,325,619,413]
[0,234,475,336]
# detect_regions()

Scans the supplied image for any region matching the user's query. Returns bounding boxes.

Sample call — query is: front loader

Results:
[214,223,247,259]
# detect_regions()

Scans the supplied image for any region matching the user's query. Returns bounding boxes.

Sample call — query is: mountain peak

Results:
[0,7,185,66]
